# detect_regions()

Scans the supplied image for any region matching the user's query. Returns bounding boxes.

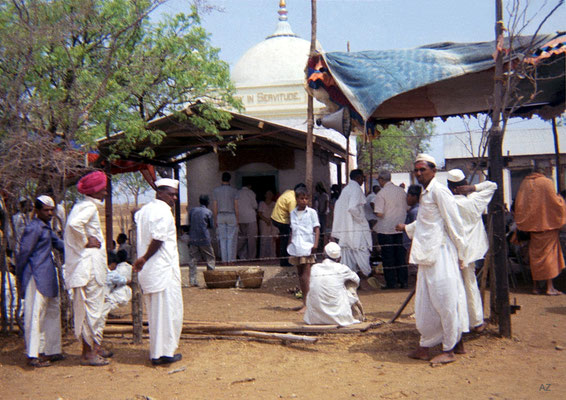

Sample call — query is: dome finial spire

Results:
[267,0,298,39]
[278,0,288,21]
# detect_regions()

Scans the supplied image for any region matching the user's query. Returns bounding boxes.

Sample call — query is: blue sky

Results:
[158,0,564,67]
[152,0,564,167]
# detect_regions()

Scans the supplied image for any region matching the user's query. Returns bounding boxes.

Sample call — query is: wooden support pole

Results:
[174,166,181,231]
[306,0,317,196]
[105,162,113,251]
[488,0,511,338]
[553,118,562,193]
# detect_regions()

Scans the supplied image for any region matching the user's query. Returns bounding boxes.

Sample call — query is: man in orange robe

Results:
[515,167,566,295]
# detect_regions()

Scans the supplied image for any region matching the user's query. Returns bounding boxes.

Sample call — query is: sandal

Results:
[28,358,51,368]
[80,355,110,366]
[42,353,66,362]
[97,348,114,358]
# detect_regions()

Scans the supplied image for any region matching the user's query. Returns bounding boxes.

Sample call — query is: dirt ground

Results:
[1,265,565,400]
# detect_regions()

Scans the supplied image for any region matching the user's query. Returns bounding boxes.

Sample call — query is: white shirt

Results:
[405,177,466,266]
[374,181,407,234]
[304,258,361,326]
[287,207,320,257]
[332,181,372,249]
[135,199,181,293]
[236,187,258,223]
[454,181,497,265]
[364,193,377,221]
[64,197,107,289]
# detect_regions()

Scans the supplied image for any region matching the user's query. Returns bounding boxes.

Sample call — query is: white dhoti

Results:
[415,242,469,351]
[144,283,183,359]
[24,278,62,358]
[340,247,371,277]
[72,276,106,347]
[461,263,483,329]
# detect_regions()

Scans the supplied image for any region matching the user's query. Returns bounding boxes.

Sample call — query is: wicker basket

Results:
[238,267,264,289]
[203,270,238,289]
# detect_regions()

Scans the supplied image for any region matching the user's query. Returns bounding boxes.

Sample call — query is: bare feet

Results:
[408,346,430,361]
[429,351,456,364]
[546,289,563,296]
[296,306,306,314]
[472,323,485,333]
[80,354,109,366]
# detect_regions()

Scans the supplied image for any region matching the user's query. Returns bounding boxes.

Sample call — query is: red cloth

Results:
[77,171,107,195]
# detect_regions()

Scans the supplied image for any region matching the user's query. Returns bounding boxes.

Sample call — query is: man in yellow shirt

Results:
[271,183,305,266]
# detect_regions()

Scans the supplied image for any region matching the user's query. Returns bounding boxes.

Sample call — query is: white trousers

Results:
[461,263,484,329]
[415,242,469,351]
[72,277,106,347]
[340,247,371,276]
[24,278,62,358]
[144,283,183,359]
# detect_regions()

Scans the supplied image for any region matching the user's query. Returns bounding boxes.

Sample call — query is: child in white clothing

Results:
[287,186,320,313]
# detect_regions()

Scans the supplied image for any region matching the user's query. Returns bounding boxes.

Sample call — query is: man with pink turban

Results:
[64,170,112,366]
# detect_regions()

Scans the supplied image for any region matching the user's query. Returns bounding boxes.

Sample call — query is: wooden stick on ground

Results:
[227,330,317,343]
[389,289,416,324]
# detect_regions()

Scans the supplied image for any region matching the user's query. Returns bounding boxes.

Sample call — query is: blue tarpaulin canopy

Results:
[308,33,565,125]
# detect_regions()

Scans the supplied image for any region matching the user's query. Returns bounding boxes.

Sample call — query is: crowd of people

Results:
[6,152,566,369]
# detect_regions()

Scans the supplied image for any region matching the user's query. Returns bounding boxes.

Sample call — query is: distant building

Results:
[444,125,566,207]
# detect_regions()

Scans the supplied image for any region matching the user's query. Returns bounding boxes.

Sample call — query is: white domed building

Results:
[185,1,354,206]
[232,1,354,157]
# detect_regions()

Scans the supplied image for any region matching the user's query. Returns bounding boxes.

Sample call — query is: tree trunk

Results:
[488,0,511,338]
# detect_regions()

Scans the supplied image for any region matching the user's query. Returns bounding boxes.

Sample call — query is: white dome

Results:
[232,2,311,87]
[232,35,310,87]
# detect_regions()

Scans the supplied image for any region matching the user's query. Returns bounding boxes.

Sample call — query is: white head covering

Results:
[414,153,436,167]
[155,178,179,190]
[36,195,55,208]
[325,242,341,259]
[447,169,466,183]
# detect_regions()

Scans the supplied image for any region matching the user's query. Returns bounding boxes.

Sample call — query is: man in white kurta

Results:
[133,178,183,366]
[397,155,469,364]
[447,169,497,332]
[305,242,362,326]
[331,169,372,278]
[64,170,110,366]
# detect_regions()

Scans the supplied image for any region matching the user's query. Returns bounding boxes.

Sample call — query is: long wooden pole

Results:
[553,118,562,193]
[306,0,317,196]
[488,0,511,337]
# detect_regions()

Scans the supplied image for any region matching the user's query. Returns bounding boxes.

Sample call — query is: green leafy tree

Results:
[357,120,434,174]
[0,0,240,332]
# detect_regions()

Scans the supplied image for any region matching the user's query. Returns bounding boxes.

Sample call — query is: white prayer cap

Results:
[414,153,436,167]
[36,195,55,207]
[155,178,179,190]
[447,169,466,183]
[325,242,341,259]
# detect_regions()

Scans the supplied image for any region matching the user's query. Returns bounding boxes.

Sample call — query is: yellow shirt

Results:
[271,190,297,224]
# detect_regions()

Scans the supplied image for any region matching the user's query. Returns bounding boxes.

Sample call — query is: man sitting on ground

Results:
[304,242,363,326]
[101,249,132,320]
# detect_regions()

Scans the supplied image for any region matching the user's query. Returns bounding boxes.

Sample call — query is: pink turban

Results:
[77,171,107,195]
